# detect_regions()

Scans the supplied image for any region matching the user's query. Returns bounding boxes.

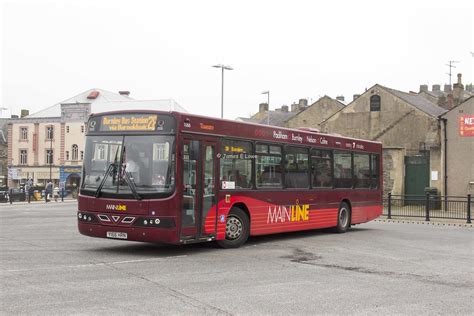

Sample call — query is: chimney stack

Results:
[298,99,308,108]
[432,84,440,92]
[20,109,29,118]
[419,84,428,92]
[444,84,452,93]
[259,103,269,113]
[353,94,360,101]
[281,105,289,113]
[336,95,345,102]
[119,91,130,96]
[452,73,464,102]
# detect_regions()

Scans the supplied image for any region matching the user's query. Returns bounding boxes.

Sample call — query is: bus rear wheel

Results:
[335,202,351,233]
[217,207,249,248]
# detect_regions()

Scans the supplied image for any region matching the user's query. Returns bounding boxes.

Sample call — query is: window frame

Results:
[284,145,310,189]
[370,95,381,112]
[255,142,283,189]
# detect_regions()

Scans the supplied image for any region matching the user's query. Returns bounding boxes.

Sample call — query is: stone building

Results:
[0,118,8,187]
[285,96,345,129]
[439,97,474,196]
[7,88,185,188]
[320,84,447,196]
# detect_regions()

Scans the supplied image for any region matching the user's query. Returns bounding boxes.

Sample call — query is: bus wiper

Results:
[123,170,142,200]
[95,163,115,198]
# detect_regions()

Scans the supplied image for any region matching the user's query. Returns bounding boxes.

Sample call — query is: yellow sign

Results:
[224,146,245,153]
[102,115,158,131]
[267,201,310,224]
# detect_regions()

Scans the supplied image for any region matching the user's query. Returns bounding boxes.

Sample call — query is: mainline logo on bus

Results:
[267,201,310,224]
[106,204,127,211]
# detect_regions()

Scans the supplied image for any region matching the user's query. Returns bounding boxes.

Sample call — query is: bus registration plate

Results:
[106,231,128,239]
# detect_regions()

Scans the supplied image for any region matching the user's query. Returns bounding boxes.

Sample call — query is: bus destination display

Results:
[88,113,176,133]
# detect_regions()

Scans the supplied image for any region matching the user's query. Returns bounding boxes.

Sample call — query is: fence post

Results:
[425,193,430,221]
[467,194,472,224]
[387,193,392,219]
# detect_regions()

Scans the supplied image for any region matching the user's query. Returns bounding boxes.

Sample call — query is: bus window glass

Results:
[334,151,352,188]
[285,147,309,188]
[371,154,380,188]
[220,140,252,189]
[353,153,370,188]
[256,144,282,188]
[311,149,333,188]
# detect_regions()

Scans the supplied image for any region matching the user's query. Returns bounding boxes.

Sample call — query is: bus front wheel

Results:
[335,202,351,233]
[217,208,250,248]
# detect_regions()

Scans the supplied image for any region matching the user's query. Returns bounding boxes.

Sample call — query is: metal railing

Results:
[383,193,472,223]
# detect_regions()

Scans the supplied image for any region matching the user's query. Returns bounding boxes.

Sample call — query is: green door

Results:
[405,154,429,197]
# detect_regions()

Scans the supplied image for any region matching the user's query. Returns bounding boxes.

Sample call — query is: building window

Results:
[285,146,309,188]
[20,150,28,165]
[46,126,54,140]
[72,144,78,160]
[256,143,282,188]
[80,151,84,160]
[20,127,28,140]
[81,125,85,133]
[66,151,69,161]
[66,126,70,133]
[46,149,54,164]
[370,95,381,111]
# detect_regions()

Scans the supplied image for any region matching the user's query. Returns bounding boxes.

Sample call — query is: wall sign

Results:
[459,115,474,137]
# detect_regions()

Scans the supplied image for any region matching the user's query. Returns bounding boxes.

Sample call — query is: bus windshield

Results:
[81,135,175,196]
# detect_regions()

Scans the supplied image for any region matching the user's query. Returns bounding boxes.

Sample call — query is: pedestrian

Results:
[46,180,53,202]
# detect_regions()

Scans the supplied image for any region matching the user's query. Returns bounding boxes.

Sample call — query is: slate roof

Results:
[244,111,297,127]
[26,88,187,118]
[384,86,447,117]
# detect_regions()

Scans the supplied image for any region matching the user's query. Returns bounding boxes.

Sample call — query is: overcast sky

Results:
[1,0,473,119]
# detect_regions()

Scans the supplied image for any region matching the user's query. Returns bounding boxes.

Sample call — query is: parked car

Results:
[5,188,26,202]
[0,188,7,203]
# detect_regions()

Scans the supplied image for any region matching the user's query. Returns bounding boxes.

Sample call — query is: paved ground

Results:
[1,202,473,315]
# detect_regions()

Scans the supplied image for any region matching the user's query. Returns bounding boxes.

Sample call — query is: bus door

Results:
[181,138,218,241]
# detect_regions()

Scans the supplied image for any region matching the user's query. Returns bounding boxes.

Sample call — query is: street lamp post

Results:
[212,64,233,119]
[262,90,270,125]
[48,125,53,182]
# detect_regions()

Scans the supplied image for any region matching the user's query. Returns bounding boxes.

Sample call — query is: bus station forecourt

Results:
[1,201,473,314]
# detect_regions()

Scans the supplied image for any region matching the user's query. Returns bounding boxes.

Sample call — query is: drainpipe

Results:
[441,118,448,208]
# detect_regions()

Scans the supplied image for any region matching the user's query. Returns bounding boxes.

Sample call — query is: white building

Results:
[7,89,185,188]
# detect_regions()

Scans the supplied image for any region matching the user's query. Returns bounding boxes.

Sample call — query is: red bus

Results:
[78,110,382,248]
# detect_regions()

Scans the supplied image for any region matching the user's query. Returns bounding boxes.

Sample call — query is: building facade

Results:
[7,104,89,188]
[285,96,345,129]
[320,84,447,196]
[440,97,474,196]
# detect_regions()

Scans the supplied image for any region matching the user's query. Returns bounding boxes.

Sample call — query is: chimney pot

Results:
[20,109,29,118]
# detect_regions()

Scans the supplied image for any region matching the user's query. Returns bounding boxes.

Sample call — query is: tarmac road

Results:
[1,202,473,315]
